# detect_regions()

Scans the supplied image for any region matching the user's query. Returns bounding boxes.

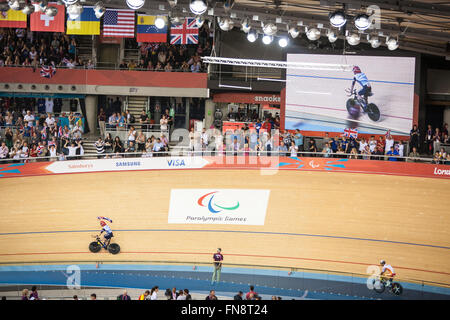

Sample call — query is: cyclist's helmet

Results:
[380,260,386,265]
[352,66,361,74]
[100,220,106,227]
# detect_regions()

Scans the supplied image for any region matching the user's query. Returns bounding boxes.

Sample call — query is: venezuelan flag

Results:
[66,6,100,35]
[0,9,27,28]
[136,15,167,43]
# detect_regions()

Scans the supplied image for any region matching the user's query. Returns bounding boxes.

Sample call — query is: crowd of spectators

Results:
[14,284,273,300]
[1,21,212,72]
[411,123,449,156]
[0,108,86,161]
[0,29,89,69]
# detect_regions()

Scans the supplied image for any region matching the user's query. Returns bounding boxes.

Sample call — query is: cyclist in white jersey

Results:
[380,260,396,283]
[350,66,372,105]
[99,220,114,247]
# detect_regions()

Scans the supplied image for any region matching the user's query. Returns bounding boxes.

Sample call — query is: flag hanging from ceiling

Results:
[66,6,100,35]
[170,18,198,45]
[136,15,167,43]
[30,3,65,32]
[103,9,135,38]
[0,9,27,28]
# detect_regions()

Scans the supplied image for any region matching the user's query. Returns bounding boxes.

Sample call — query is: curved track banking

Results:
[0,169,449,286]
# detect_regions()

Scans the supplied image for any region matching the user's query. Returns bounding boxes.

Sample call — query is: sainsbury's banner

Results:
[0,156,449,179]
[168,189,271,225]
[44,156,209,174]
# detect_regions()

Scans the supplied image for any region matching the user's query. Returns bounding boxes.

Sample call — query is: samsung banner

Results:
[168,189,271,225]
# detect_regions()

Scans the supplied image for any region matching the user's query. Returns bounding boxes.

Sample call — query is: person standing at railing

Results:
[433,128,442,155]
[98,108,106,139]
[409,124,420,152]
[424,124,433,155]
[160,114,169,136]
[407,147,420,162]
[0,142,8,159]
[211,248,223,285]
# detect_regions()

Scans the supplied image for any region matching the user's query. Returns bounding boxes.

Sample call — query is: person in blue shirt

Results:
[350,66,372,105]
[341,137,348,153]
[386,146,399,161]
[330,138,338,153]
[294,129,303,152]
[255,119,262,136]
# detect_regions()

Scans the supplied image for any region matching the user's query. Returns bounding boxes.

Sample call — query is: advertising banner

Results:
[168,189,271,225]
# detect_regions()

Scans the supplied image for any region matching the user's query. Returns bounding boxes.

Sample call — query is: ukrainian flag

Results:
[0,9,27,28]
[67,6,100,35]
[136,15,167,43]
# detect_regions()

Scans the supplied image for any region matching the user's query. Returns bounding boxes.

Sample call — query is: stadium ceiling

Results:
[92,0,450,57]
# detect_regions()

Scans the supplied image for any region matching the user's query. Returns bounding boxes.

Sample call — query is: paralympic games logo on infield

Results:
[197,191,240,214]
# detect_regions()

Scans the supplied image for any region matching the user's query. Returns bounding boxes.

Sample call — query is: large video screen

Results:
[285,54,416,135]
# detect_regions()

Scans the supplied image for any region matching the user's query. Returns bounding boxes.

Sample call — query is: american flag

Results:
[103,9,135,38]
[40,65,56,78]
[343,128,358,139]
[170,18,199,44]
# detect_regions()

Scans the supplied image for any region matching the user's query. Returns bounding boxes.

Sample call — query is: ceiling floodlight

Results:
[287,25,300,38]
[189,0,207,15]
[386,37,399,50]
[368,35,381,48]
[354,13,371,31]
[262,34,273,45]
[346,32,360,45]
[62,0,78,5]
[217,16,234,31]
[44,6,57,17]
[155,16,166,29]
[278,37,288,48]
[329,10,346,28]
[67,3,83,20]
[247,30,258,42]
[262,22,277,36]
[306,27,321,41]
[195,15,205,28]
[8,0,22,10]
[22,4,34,14]
[167,0,177,8]
[223,0,234,12]
[327,30,338,43]
[170,15,185,26]
[94,2,105,19]
[241,17,251,33]
[126,0,145,10]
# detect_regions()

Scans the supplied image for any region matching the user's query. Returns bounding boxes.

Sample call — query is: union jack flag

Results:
[170,18,199,45]
[40,65,56,78]
[385,129,391,138]
[343,128,358,139]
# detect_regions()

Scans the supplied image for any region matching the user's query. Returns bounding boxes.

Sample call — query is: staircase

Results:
[126,96,147,120]
[81,137,99,155]
[76,35,94,64]
[123,48,140,67]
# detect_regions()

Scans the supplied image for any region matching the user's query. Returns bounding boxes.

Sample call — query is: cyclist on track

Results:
[379,260,396,284]
[98,217,113,248]
[349,65,373,105]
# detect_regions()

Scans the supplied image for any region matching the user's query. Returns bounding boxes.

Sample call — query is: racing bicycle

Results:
[345,88,381,122]
[89,234,121,255]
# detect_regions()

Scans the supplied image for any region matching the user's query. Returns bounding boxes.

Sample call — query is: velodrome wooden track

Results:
[0,169,449,286]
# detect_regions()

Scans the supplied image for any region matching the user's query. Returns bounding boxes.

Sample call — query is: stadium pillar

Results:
[444,106,450,128]
[205,99,214,129]
[85,95,98,135]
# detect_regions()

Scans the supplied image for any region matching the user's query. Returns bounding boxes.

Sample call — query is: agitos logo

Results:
[197,191,240,214]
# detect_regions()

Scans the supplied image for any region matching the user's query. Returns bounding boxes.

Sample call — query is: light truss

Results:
[201,57,353,71]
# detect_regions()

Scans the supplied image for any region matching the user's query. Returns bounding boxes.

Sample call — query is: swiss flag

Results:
[30,3,65,32]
